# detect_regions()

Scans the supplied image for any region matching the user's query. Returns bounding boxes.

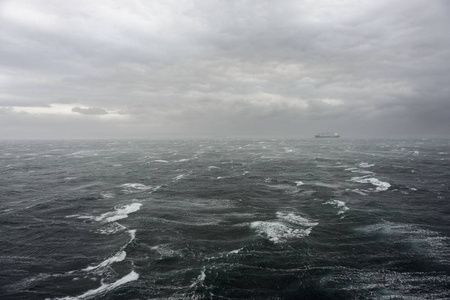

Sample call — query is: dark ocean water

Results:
[0,139,449,300]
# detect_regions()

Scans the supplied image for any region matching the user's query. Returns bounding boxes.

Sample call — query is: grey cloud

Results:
[71,107,108,115]
[0,0,449,139]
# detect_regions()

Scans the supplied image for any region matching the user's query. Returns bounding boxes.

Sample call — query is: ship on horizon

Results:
[315,132,340,138]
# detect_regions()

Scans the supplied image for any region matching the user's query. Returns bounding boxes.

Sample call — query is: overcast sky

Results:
[1,0,449,139]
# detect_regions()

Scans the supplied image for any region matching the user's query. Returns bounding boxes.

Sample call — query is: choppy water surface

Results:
[0,139,449,299]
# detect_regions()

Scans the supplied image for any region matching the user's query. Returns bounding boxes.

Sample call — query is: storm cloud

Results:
[72,107,109,115]
[0,0,449,139]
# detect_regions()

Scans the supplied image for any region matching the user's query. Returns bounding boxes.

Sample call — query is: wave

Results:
[174,158,191,162]
[95,203,142,223]
[151,244,180,258]
[79,229,136,273]
[250,221,313,244]
[190,267,206,288]
[276,212,319,227]
[100,192,115,199]
[174,174,185,181]
[351,175,391,192]
[324,200,349,216]
[357,221,449,264]
[83,251,126,272]
[55,271,139,300]
[251,212,317,244]
[359,162,374,168]
[97,222,126,235]
[351,189,369,196]
[120,183,156,193]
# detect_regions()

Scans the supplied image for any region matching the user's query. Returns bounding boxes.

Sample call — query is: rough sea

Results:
[0,139,449,300]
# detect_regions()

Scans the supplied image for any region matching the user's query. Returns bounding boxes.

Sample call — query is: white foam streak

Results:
[97,223,126,235]
[250,221,312,244]
[120,183,153,193]
[95,203,142,223]
[359,162,374,168]
[325,200,349,215]
[229,248,244,255]
[352,189,368,196]
[82,230,135,273]
[351,176,391,192]
[277,212,318,227]
[174,174,184,181]
[83,251,126,272]
[56,271,139,300]
[251,212,317,243]
[190,267,206,288]
[175,158,190,162]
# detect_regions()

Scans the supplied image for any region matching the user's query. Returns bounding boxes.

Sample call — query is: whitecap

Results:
[120,183,152,191]
[95,203,142,223]
[359,162,374,168]
[100,192,115,199]
[276,212,318,227]
[174,174,185,181]
[251,212,317,244]
[352,189,369,196]
[151,244,179,258]
[83,251,126,272]
[190,267,206,288]
[351,176,391,192]
[154,159,169,163]
[174,158,190,162]
[65,214,96,220]
[97,223,126,235]
[208,166,220,170]
[229,248,244,255]
[294,181,304,186]
[312,182,340,189]
[120,183,159,194]
[250,221,312,244]
[345,167,358,171]
[324,200,349,215]
[55,271,139,300]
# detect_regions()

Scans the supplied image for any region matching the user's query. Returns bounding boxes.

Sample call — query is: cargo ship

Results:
[315,132,340,138]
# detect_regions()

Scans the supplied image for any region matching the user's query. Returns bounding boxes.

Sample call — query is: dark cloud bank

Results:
[0,0,449,139]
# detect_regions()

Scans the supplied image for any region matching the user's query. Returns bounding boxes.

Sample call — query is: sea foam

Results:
[324,200,349,215]
[276,212,319,227]
[82,251,126,272]
[120,183,154,193]
[251,212,317,244]
[95,203,142,223]
[55,271,139,300]
[250,221,312,244]
[359,162,374,168]
[351,176,391,192]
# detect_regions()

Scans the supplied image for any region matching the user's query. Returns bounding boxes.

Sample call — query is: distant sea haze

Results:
[0,139,449,299]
